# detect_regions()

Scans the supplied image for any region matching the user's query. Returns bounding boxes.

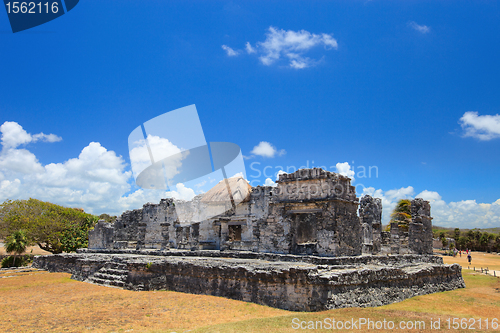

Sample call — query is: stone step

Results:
[108,280,125,287]
[84,261,129,289]
[93,272,127,281]
[99,268,128,275]
[87,277,125,288]
[104,263,127,270]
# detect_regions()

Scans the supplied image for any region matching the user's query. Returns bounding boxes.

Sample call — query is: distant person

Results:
[467,253,472,264]
[459,250,461,257]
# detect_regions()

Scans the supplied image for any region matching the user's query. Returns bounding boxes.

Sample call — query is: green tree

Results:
[98,213,117,223]
[390,199,412,229]
[441,237,448,249]
[457,236,467,250]
[5,230,28,267]
[0,199,98,253]
[453,228,461,242]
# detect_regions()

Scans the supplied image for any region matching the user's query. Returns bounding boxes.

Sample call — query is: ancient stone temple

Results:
[87,168,434,257]
[34,168,464,312]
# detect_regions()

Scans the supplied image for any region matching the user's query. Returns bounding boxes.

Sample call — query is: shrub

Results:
[1,255,32,268]
[0,199,98,253]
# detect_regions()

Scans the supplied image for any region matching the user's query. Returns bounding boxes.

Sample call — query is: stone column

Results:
[160,223,170,250]
[359,195,382,255]
[390,222,400,254]
[136,222,147,250]
[410,198,433,254]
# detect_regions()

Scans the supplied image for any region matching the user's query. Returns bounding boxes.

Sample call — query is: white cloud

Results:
[0,179,21,199]
[0,121,61,149]
[167,183,196,201]
[361,185,500,229]
[245,42,256,54]
[257,27,337,68]
[407,21,430,34]
[250,141,286,158]
[0,148,45,174]
[0,121,198,215]
[459,111,500,141]
[335,162,355,181]
[385,186,415,201]
[129,134,188,184]
[222,45,240,57]
[225,27,338,69]
[264,177,277,187]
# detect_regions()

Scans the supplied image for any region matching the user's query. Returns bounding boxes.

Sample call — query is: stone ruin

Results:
[87,168,434,256]
[34,168,465,311]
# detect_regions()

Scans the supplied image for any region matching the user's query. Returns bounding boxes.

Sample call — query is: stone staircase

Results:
[86,261,128,288]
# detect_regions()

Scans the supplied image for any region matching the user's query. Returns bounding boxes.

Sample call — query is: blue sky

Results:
[1,1,500,228]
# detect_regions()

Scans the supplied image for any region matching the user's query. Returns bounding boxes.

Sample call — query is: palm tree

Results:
[390,199,412,229]
[5,230,28,267]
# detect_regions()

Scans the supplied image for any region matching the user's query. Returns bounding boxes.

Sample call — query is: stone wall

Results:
[33,251,465,312]
[88,221,114,249]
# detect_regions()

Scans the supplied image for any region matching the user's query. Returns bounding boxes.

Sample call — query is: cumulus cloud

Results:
[335,162,355,181]
[0,121,198,216]
[361,185,500,229]
[249,141,285,158]
[407,21,430,34]
[0,121,61,149]
[459,111,500,140]
[222,45,239,57]
[167,183,196,201]
[224,26,338,69]
[264,178,277,187]
[129,134,188,184]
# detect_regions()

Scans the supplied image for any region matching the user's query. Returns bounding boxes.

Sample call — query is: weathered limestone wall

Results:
[88,221,114,249]
[33,252,465,312]
[113,208,142,249]
[89,199,177,251]
[359,196,382,255]
[141,199,175,249]
[256,168,362,256]
[410,198,433,254]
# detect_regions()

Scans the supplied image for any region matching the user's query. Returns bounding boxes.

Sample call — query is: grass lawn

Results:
[0,253,498,332]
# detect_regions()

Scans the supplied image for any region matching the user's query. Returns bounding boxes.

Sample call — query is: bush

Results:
[0,199,98,253]
[1,255,32,268]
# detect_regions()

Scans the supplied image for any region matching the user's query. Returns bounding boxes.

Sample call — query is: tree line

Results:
[434,228,500,253]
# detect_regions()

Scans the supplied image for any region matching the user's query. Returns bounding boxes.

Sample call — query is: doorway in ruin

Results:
[291,212,319,255]
[228,225,242,242]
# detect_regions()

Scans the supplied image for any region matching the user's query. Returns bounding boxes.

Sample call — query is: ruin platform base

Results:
[33,250,465,312]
